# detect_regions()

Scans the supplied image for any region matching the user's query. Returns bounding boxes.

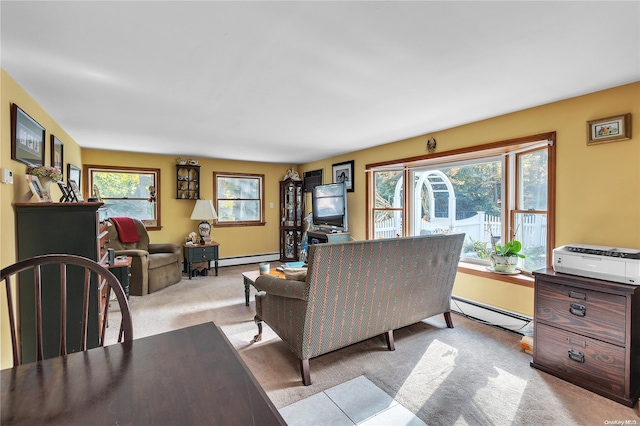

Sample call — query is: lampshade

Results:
[190,200,218,221]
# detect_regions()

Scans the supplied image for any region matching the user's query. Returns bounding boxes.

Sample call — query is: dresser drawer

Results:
[536,280,626,345]
[185,245,217,261]
[535,323,626,395]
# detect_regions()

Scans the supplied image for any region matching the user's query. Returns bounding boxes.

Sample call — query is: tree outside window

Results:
[214,172,264,226]
[87,166,160,228]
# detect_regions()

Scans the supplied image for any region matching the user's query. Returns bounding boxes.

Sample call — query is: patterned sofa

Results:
[253,233,465,385]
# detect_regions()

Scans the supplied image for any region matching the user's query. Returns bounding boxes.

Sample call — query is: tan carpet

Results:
[106,264,637,425]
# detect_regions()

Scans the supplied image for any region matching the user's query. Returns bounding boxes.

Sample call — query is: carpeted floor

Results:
[106,264,637,425]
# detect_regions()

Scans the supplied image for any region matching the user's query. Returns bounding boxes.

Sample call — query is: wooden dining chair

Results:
[1,254,133,367]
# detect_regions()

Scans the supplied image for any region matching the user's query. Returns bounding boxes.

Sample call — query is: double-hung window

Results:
[213,172,265,226]
[367,133,555,274]
[87,165,160,229]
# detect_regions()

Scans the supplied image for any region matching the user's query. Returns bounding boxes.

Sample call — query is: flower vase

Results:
[39,177,53,202]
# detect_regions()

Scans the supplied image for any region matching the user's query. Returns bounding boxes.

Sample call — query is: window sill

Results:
[458,262,534,288]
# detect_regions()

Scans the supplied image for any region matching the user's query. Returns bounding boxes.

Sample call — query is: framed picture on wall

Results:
[67,163,81,191]
[587,113,631,145]
[332,160,354,192]
[51,135,64,174]
[11,104,46,167]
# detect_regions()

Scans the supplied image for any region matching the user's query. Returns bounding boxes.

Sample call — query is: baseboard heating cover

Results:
[450,296,533,335]
[217,253,280,267]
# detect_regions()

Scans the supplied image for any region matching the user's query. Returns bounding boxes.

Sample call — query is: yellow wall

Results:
[81,149,293,257]
[2,65,639,367]
[300,82,640,317]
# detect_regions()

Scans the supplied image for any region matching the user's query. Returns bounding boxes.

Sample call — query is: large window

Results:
[87,165,160,229]
[367,133,555,275]
[214,172,265,226]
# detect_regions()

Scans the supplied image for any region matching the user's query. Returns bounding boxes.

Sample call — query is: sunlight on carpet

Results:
[397,339,458,406]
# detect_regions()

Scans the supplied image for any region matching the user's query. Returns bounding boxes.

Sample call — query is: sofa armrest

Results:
[114,249,149,259]
[148,243,181,255]
[254,275,307,301]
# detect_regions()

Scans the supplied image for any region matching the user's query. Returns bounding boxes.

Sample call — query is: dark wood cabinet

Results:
[279,178,304,262]
[176,164,200,200]
[531,269,640,407]
[14,202,108,364]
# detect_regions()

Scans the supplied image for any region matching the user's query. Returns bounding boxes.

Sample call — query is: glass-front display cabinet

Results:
[280,178,304,262]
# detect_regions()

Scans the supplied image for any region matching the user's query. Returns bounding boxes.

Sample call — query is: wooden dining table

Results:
[1,322,286,425]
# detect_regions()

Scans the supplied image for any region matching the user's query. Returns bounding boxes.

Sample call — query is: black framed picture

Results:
[67,163,81,191]
[51,135,64,174]
[332,160,354,192]
[11,103,46,167]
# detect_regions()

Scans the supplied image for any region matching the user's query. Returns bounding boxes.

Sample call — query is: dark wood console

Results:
[531,268,640,407]
[307,230,350,245]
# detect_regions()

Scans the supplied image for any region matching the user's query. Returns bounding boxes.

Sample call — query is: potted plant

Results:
[490,240,525,273]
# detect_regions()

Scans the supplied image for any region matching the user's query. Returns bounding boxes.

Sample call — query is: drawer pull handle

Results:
[568,291,587,300]
[568,348,585,363]
[569,303,586,317]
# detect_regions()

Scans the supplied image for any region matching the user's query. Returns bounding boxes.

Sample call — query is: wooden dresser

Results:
[14,202,109,363]
[531,268,640,406]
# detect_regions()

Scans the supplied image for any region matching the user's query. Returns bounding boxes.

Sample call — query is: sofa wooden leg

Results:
[444,311,454,328]
[384,330,395,351]
[300,359,311,386]
[251,315,263,343]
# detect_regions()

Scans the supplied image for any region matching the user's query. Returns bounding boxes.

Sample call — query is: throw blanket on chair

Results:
[110,217,140,244]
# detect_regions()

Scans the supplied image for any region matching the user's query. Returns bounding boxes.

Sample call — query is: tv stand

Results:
[308,229,350,244]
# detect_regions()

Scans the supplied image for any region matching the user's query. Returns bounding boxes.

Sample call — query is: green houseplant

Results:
[490,239,525,273]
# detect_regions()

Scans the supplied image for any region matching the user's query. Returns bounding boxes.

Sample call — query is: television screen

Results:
[312,182,347,230]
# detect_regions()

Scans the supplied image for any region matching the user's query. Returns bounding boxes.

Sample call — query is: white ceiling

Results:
[2,1,639,164]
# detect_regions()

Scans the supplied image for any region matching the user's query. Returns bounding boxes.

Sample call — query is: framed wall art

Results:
[51,135,64,174]
[67,163,81,191]
[11,103,46,167]
[587,113,631,145]
[332,160,354,192]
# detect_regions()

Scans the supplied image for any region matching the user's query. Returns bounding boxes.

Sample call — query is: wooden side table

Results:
[183,242,219,279]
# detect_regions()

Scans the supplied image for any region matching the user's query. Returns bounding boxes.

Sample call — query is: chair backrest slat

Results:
[4,275,20,366]
[34,264,44,363]
[1,254,133,367]
[59,263,67,357]
[81,267,91,352]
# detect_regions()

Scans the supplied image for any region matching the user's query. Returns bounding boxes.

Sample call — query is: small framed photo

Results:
[69,179,84,202]
[26,175,50,202]
[332,160,354,192]
[587,113,631,145]
[51,135,64,174]
[57,181,77,202]
[11,104,46,167]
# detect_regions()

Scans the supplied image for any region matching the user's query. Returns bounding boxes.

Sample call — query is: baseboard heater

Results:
[217,253,280,267]
[450,296,533,335]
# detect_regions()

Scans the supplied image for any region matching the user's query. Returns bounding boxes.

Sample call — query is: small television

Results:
[312,182,348,231]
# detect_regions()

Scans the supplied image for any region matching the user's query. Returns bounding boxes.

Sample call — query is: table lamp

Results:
[190,199,217,244]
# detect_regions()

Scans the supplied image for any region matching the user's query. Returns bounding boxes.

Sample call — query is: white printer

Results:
[552,244,640,285]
